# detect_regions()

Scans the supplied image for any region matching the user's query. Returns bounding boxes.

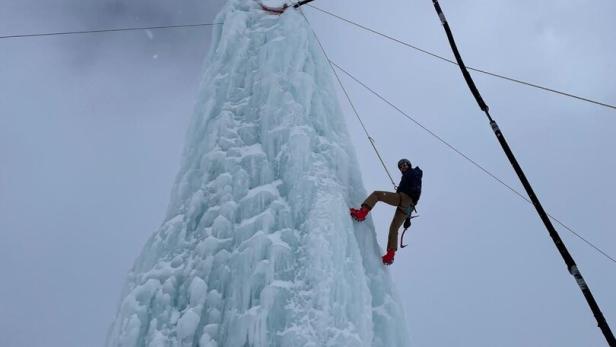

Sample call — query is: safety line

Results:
[305,5,616,112]
[299,10,398,189]
[330,60,616,265]
[0,23,223,40]
[306,3,616,266]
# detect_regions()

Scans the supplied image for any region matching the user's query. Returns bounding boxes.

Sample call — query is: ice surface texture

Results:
[107,0,410,346]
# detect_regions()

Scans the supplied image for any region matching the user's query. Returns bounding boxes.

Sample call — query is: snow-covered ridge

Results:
[107,0,410,346]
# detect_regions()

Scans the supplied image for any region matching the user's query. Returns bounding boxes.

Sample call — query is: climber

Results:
[350,159,423,265]
[258,0,316,15]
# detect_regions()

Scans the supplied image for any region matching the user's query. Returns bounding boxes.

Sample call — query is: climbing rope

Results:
[299,10,398,189]
[305,4,616,112]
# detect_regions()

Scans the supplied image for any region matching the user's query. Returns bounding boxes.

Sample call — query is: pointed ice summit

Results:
[107,0,410,346]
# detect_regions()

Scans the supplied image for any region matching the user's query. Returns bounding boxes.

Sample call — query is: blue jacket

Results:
[397,166,422,204]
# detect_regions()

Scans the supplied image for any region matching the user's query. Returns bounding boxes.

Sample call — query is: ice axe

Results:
[400,214,419,249]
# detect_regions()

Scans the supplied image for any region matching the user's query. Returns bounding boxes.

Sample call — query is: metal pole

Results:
[431,1,615,345]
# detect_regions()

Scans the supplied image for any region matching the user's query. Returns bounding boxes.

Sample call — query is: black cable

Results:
[0,23,223,40]
[299,9,398,189]
[330,60,616,265]
[305,3,616,265]
[432,1,615,344]
[306,5,616,112]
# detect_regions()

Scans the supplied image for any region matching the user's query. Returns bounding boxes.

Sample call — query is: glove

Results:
[403,217,411,229]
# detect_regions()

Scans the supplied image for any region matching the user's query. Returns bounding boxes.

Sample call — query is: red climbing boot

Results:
[350,206,370,222]
[382,249,395,265]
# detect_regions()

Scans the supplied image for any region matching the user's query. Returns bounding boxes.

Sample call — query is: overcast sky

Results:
[1,1,615,346]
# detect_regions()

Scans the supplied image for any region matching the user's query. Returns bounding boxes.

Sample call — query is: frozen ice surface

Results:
[107,0,410,346]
